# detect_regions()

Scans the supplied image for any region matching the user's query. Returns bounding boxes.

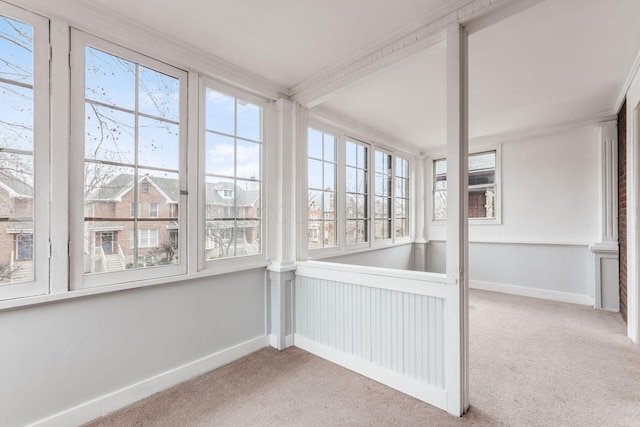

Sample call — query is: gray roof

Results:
[89,174,259,207]
[0,170,33,197]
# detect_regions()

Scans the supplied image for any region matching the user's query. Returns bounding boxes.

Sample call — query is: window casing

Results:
[201,79,264,265]
[70,31,188,289]
[433,150,498,222]
[307,128,337,250]
[0,5,50,301]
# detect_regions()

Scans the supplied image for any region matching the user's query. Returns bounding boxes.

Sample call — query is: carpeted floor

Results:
[86,290,640,426]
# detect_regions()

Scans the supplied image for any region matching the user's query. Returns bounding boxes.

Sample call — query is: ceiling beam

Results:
[291,0,545,108]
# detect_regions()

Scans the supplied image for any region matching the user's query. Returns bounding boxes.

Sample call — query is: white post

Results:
[445,23,469,416]
[267,98,297,350]
[590,121,620,311]
[413,154,428,271]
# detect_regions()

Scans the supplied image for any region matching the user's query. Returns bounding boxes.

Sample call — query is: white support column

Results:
[413,154,428,272]
[590,121,620,311]
[444,23,469,416]
[267,98,297,350]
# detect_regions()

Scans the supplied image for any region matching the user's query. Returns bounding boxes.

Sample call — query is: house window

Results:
[395,156,409,238]
[308,128,337,250]
[130,228,158,248]
[0,6,49,299]
[374,150,392,240]
[433,151,497,221]
[72,31,186,287]
[203,83,262,261]
[345,140,369,245]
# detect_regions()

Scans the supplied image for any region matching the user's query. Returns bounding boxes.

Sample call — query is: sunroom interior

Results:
[1,0,640,425]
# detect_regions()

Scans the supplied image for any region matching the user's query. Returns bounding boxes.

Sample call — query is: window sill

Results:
[0,259,269,313]
[430,218,502,226]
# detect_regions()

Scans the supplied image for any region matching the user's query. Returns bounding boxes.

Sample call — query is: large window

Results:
[395,156,409,238]
[306,125,411,252]
[71,32,186,287]
[433,151,497,221]
[345,140,368,245]
[308,128,337,250]
[374,150,392,240]
[203,83,262,261]
[0,5,49,300]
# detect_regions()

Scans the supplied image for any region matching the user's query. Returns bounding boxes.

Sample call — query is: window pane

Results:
[346,141,357,166]
[345,167,357,193]
[205,89,234,135]
[138,116,179,170]
[308,128,323,159]
[357,145,366,169]
[323,134,336,163]
[434,190,447,220]
[85,104,135,163]
[323,220,336,247]
[85,47,135,109]
[139,66,179,121]
[308,159,323,189]
[323,163,335,191]
[0,16,33,84]
[236,139,261,180]
[237,100,261,142]
[205,132,235,177]
[0,82,33,151]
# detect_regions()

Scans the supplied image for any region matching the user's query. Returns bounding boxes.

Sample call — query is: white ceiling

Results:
[66,0,640,152]
[73,0,458,88]
[322,0,640,149]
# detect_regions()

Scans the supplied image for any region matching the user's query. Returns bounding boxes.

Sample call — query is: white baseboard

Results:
[269,333,294,349]
[470,280,595,306]
[294,335,447,412]
[29,335,269,427]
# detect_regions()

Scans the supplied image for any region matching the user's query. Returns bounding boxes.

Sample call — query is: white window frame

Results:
[198,78,266,271]
[130,228,158,249]
[374,147,394,242]
[305,119,413,259]
[69,30,188,290]
[429,144,502,225]
[0,4,50,301]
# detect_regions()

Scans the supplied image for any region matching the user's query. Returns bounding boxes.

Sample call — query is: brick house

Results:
[84,174,260,273]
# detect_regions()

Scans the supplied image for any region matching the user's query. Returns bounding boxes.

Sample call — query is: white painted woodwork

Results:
[590,120,620,311]
[294,261,449,411]
[444,23,469,416]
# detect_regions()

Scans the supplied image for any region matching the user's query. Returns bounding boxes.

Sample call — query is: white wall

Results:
[324,243,414,271]
[426,124,600,303]
[0,268,267,427]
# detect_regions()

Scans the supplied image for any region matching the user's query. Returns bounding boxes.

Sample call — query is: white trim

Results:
[294,335,447,412]
[28,336,269,427]
[470,280,595,306]
[296,260,451,298]
[269,333,294,349]
[616,46,640,113]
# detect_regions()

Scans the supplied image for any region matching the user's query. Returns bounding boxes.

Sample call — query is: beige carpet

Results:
[86,290,640,426]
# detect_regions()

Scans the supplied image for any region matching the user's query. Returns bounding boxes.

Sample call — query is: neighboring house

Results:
[84,174,260,273]
[0,170,34,283]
